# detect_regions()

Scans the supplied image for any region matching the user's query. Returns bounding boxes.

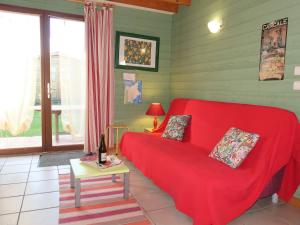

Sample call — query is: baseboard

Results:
[289,197,300,208]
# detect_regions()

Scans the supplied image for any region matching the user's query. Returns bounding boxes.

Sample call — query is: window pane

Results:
[50,17,86,146]
[0,11,41,149]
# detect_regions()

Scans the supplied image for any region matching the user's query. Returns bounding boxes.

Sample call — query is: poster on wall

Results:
[259,17,288,81]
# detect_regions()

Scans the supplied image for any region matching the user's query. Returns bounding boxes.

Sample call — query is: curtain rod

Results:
[71,0,175,15]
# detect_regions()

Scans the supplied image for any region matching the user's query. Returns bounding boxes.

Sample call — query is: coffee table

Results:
[70,158,130,207]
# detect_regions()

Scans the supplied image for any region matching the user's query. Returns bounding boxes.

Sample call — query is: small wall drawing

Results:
[124,80,142,104]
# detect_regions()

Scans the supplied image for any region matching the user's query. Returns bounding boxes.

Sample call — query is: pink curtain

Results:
[84,3,115,153]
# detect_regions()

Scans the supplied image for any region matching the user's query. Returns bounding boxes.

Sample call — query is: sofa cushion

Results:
[162,115,191,141]
[209,127,260,168]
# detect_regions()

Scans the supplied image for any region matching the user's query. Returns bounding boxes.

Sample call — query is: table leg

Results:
[112,174,116,183]
[70,167,75,188]
[55,112,59,142]
[124,172,129,199]
[75,178,81,207]
[116,128,119,155]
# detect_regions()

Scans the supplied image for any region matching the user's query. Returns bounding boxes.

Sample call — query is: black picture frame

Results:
[115,31,160,72]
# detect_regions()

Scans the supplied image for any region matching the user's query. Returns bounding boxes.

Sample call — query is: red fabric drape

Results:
[120,98,300,225]
[84,3,115,153]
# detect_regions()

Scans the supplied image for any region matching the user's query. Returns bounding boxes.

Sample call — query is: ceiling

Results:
[70,0,191,13]
[107,0,191,13]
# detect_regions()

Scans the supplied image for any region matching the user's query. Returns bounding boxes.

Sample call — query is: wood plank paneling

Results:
[171,0,300,118]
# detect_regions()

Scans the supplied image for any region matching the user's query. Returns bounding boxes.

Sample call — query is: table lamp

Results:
[146,103,166,130]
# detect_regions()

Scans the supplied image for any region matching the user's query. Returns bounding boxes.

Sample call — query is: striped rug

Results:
[59,174,152,225]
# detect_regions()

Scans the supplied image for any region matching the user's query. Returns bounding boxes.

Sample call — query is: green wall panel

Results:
[171,0,300,118]
[0,0,172,132]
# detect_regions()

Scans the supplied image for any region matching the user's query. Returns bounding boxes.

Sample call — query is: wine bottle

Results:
[98,134,107,164]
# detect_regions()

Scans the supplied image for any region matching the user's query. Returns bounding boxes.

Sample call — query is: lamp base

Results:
[153,117,158,130]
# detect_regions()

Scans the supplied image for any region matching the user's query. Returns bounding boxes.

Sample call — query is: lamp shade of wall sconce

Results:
[146,103,165,130]
[208,19,222,33]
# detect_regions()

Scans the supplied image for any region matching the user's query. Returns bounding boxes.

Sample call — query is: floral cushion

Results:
[209,127,260,168]
[162,115,191,141]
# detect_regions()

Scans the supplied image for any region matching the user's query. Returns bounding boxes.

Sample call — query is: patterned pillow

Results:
[162,115,191,141]
[209,127,260,168]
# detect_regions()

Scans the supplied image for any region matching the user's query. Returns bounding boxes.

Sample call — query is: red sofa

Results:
[120,99,300,225]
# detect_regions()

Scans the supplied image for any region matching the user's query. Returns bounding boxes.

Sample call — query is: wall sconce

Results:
[208,19,222,33]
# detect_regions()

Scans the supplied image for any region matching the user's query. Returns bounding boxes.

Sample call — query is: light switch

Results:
[293,81,300,90]
[294,66,300,75]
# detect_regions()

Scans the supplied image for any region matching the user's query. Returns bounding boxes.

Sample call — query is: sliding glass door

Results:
[49,17,86,147]
[0,10,42,150]
[0,6,85,154]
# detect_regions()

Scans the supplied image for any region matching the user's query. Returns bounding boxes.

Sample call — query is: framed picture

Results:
[115,31,160,72]
[259,18,288,81]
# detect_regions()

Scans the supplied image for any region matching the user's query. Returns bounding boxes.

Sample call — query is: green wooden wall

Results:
[0,0,172,132]
[171,0,300,198]
[114,8,171,131]
[171,0,300,118]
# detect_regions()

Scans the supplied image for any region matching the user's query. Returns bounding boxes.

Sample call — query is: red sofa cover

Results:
[120,99,300,225]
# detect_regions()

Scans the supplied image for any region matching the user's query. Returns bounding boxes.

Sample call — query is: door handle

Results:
[47,82,51,99]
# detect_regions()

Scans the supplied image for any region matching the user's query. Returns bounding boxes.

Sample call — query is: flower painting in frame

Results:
[115,31,160,72]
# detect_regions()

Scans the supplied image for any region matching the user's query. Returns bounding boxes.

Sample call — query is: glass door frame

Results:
[0,4,84,155]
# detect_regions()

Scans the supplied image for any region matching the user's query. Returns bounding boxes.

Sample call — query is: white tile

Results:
[135,191,174,212]
[0,173,28,185]
[5,156,32,165]
[0,213,19,225]
[0,196,23,215]
[130,175,161,196]
[28,170,58,182]
[31,155,40,163]
[148,206,193,225]
[30,163,57,172]
[58,168,69,175]
[22,192,59,211]
[0,183,26,198]
[124,160,138,171]
[25,180,59,195]
[19,208,59,225]
[0,157,6,165]
[58,165,70,170]
[0,164,30,174]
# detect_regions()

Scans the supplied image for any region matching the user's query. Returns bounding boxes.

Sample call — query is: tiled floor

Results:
[0,154,299,225]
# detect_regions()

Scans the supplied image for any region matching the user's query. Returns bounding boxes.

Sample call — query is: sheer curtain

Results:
[0,11,40,136]
[51,18,86,141]
[84,3,115,153]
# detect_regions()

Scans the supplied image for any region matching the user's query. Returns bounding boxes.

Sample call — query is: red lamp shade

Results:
[146,103,165,116]
[146,103,165,130]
